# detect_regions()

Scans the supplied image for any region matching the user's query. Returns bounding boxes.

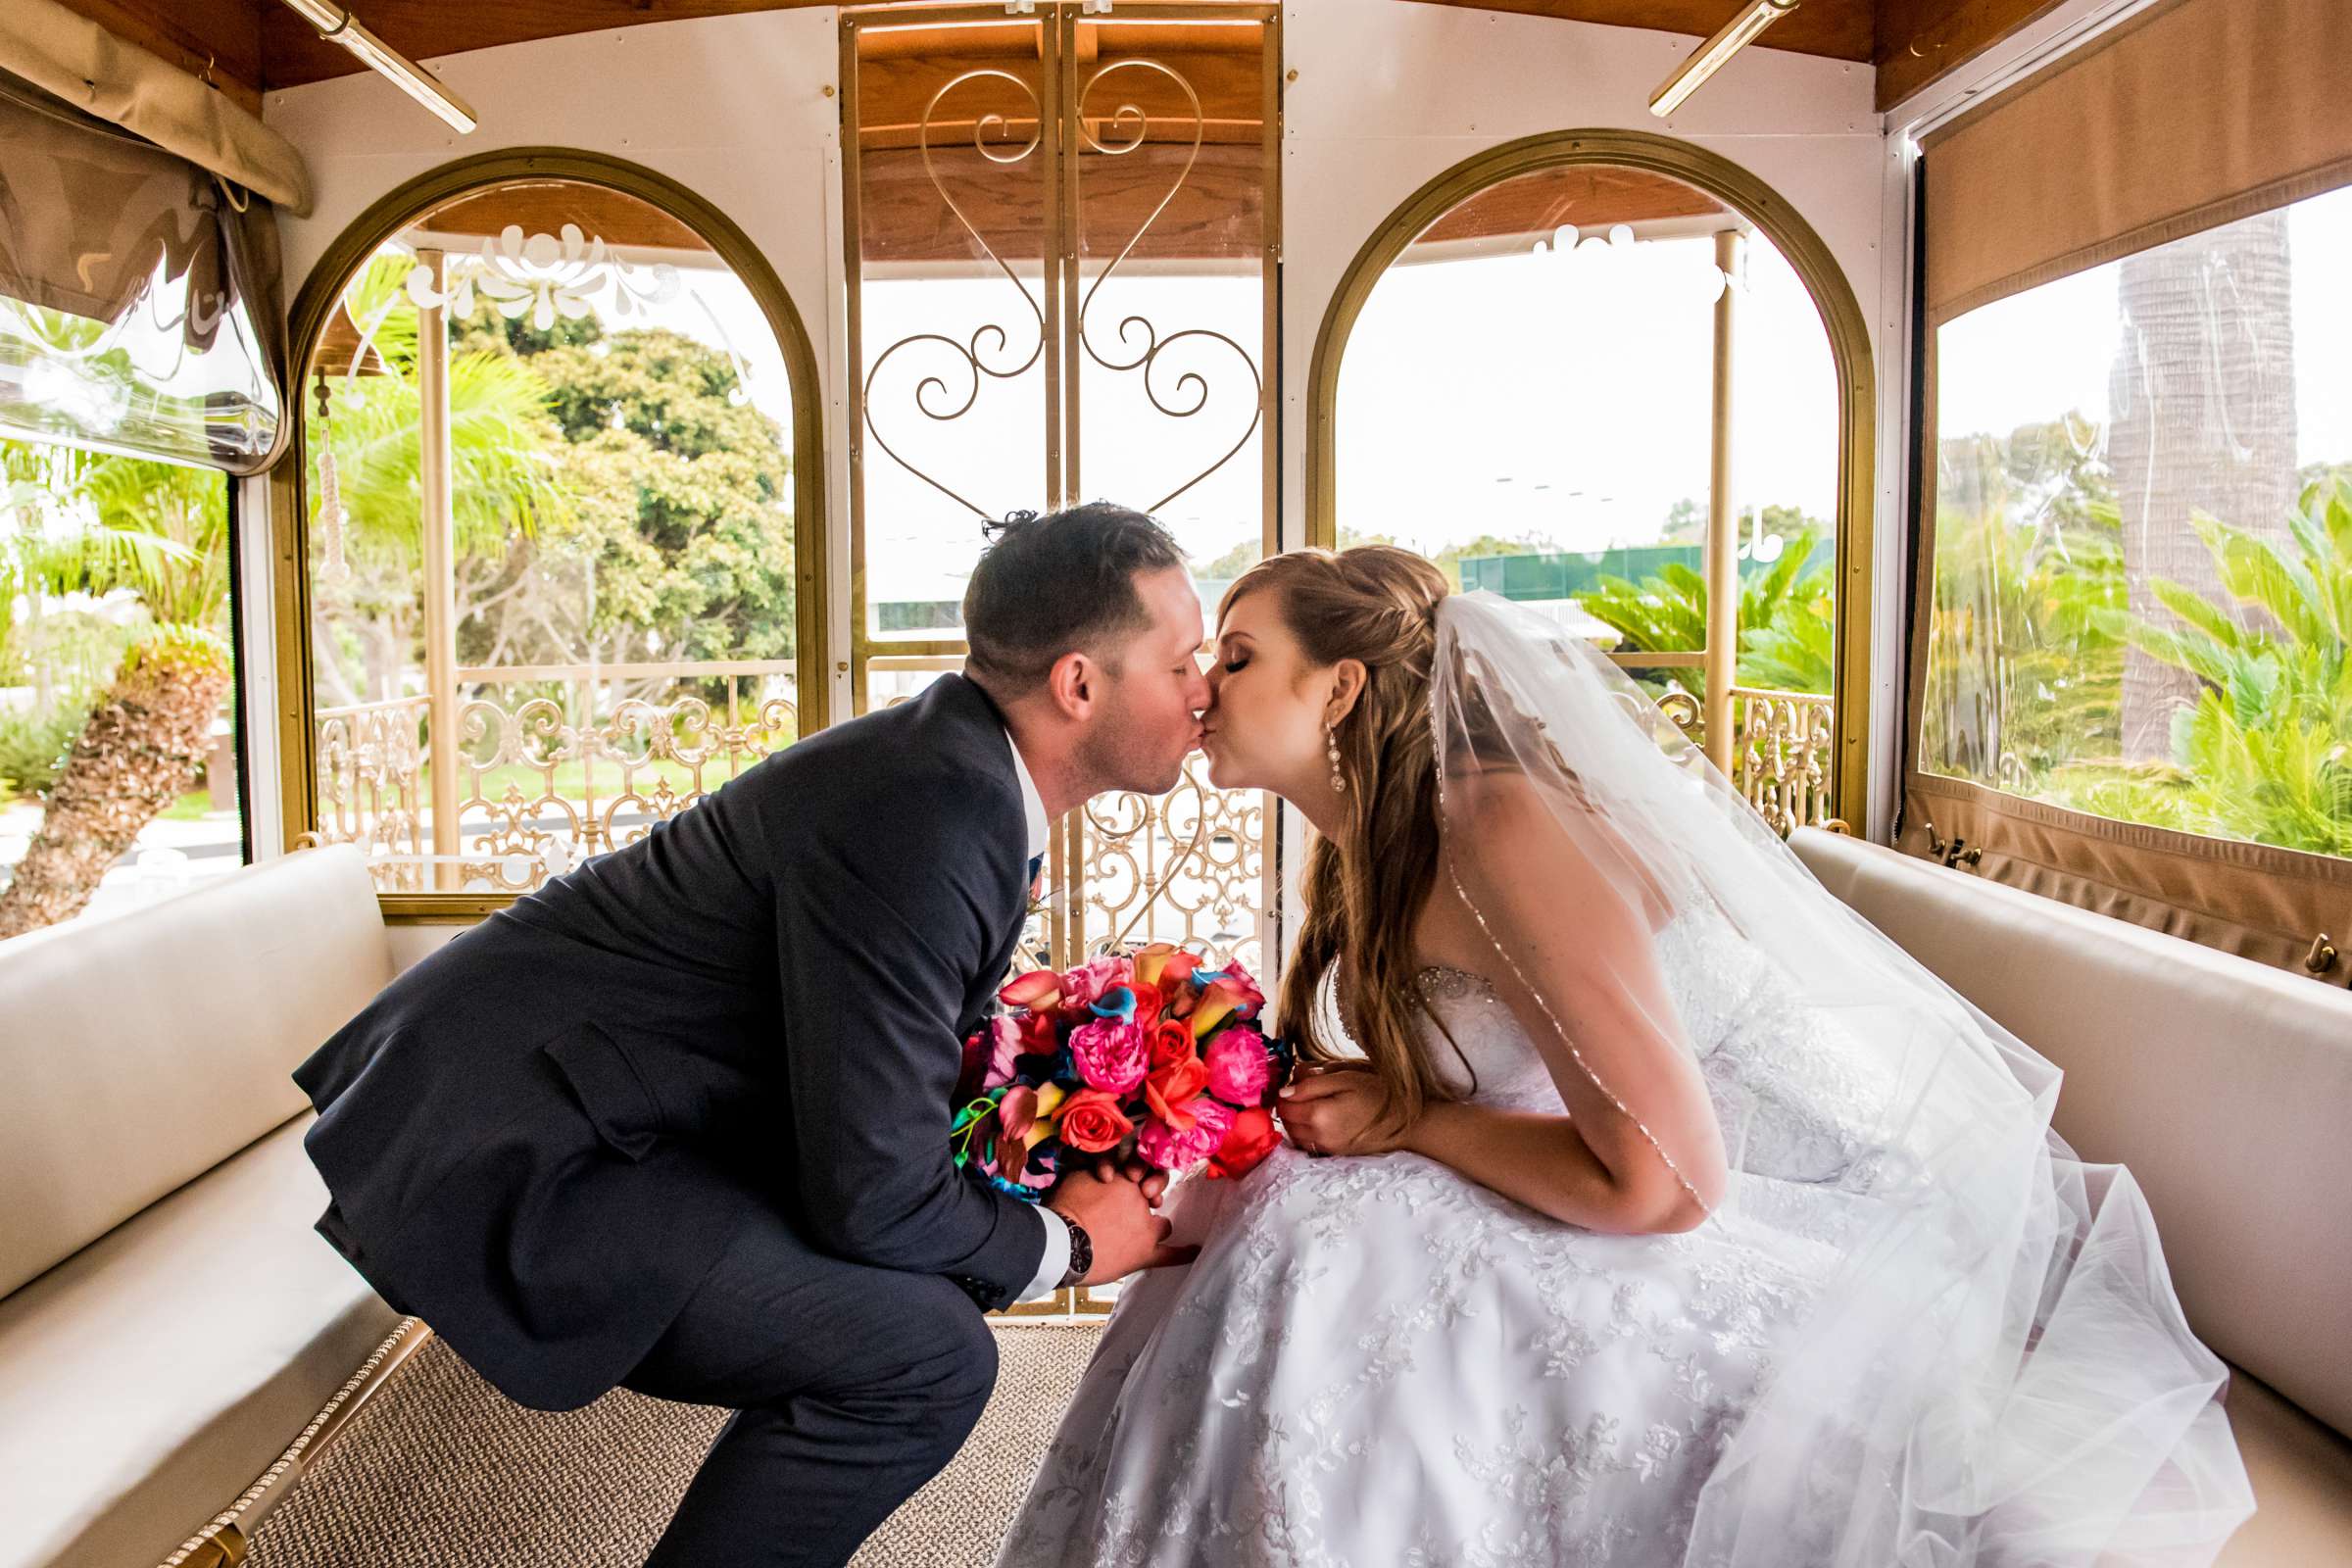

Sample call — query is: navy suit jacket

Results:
[293,674,1048,1410]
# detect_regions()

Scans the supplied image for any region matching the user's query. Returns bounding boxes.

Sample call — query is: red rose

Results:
[1147,1018,1196,1070]
[1207,1106,1281,1181]
[1144,1058,1211,1130]
[1056,1089,1135,1154]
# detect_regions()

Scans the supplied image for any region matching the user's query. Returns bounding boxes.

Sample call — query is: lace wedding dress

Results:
[995,902,2242,1566]
[996,592,2247,1568]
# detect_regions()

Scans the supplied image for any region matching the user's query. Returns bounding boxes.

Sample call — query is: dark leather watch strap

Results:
[1057,1216,1093,1290]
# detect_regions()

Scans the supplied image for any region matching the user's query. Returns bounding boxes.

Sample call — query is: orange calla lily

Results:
[1133,943,1178,989]
[1000,969,1062,1010]
[1024,1082,1068,1148]
[1191,985,1240,1041]
[997,1086,1041,1146]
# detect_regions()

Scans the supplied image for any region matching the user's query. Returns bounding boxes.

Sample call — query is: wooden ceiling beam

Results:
[1404,1,1877,64]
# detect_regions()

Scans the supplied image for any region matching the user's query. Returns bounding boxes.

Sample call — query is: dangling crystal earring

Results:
[1326,722,1347,794]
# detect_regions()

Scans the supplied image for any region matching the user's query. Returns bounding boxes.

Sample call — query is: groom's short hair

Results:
[963,502,1188,696]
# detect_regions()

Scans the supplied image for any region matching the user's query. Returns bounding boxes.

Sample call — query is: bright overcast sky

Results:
[631,181,2352,609]
[1937,184,2352,466]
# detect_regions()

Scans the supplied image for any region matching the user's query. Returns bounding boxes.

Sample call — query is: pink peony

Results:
[1060,956,1133,1013]
[1219,960,1266,1013]
[1203,1025,1273,1105]
[1069,1018,1152,1096]
[1137,1096,1236,1171]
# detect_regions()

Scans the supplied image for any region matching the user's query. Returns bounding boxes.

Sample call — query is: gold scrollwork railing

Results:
[1077,752,1266,973]
[313,660,800,894]
[1729,686,1837,837]
[315,695,430,890]
[1660,685,1838,835]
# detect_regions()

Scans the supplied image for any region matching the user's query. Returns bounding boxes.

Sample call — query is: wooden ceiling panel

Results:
[256,0,837,89]
[251,2,1879,91]
[53,1,2082,170]
[1407,1,1877,63]
[1416,164,1728,245]
[414,181,712,252]
[1874,0,2066,110]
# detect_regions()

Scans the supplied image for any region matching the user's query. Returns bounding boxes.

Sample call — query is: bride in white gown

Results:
[997,547,2251,1568]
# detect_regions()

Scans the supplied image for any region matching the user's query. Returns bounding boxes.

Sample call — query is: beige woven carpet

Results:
[246,1323,1103,1568]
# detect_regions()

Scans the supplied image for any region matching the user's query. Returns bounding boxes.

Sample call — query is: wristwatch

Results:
[1057,1217,1093,1290]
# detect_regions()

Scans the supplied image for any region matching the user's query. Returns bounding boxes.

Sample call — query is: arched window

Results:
[276,153,822,907]
[1309,131,1875,833]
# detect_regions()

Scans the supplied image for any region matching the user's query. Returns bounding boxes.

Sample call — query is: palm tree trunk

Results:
[2110,213,2300,762]
[0,631,230,939]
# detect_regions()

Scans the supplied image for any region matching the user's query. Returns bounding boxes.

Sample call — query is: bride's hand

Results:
[1278,1066,1410,1157]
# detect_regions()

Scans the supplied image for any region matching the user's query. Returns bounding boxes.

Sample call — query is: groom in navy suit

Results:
[293,504,1210,1566]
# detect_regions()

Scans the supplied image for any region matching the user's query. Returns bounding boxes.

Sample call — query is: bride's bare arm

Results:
[1417,1099,1705,1233]
[1433,769,1727,1230]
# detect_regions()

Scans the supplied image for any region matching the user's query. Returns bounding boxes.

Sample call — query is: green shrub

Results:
[0,699,88,799]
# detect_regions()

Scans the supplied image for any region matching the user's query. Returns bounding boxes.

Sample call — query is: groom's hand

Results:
[1049,1164,1196,1284]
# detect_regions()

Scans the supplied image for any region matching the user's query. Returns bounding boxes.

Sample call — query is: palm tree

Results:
[0,624,229,938]
[1574,528,1837,694]
[2110,213,2300,762]
[306,255,571,708]
[0,447,226,938]
[2,443,197,710]
[2078,478,2352,858]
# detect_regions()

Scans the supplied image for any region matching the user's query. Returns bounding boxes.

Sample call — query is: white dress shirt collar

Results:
[1004,728,1053,860]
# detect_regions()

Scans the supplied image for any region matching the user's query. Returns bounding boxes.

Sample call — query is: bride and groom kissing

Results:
[292,503,2251,1567]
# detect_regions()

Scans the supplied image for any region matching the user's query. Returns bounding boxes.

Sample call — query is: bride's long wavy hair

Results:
[1217,546,1469,1132]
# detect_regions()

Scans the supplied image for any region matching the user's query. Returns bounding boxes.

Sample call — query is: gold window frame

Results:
[270,148,828,922]
[1302,128,1878,835]
[838,3,1284,973]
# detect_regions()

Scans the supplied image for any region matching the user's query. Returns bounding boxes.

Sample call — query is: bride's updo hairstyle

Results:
[1217,545,1469,1133]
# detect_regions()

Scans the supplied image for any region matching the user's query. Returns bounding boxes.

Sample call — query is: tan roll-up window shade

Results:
[1923,0,2352,322]
[1904,0,2352,985]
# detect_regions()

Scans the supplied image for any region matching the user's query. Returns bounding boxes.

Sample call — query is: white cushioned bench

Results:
[1788,828,2352,1566]
[0,846,414,1568]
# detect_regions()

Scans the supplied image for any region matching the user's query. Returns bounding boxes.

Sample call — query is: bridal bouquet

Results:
[952,945,1294,1202]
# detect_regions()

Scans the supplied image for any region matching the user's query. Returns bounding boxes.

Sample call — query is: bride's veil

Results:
[1429,590,2251,1566]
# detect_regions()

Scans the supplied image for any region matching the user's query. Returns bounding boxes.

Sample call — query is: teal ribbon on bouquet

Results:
[950,1094,1002,1170]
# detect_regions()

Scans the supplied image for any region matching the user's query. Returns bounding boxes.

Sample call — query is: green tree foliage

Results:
[1919,415,2127,788]
[306,259,797,705]
[2063,477,2352,857]
[1660,499,1822,548]
[1573,525,1836,695]
[524,326,797,665]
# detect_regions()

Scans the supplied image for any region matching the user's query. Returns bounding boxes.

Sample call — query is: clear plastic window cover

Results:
[0,287,282,473]
[1924,184,2352,863]
[0,75,283,473]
